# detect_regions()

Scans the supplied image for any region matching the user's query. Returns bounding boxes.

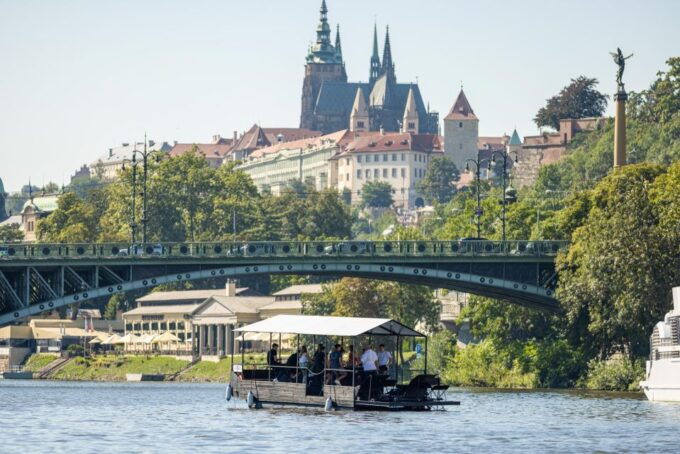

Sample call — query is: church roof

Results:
[509,129,522,145]
[403,86,418,119]
[369,74,396,107]
[342,132,442,154]
[0,177,4,195]
[315,80,429,120]
[351,87,368,116]
[22,195,59,214]
[445,89,477,121]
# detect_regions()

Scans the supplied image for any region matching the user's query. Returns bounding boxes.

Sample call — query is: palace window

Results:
[357,169,362,179]
[346,173,350,181]
[357,121,365,128]
[178,322,185,330]
[401,168,406,177]
[392,154,397,161]
[374,169,379,178]
[383,154,388,162]
[392,168,397,177]
[366,155,371,163]
[357,155,362,163]
[459,122,463,128]
[401,153,405,161]
[459,143,463,149]
[346,158,350,165]
[408,122,415,129]
[383,168,388,178]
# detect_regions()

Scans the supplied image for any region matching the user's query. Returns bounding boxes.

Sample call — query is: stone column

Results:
[199,325,205,357]
[208,325,215,355]
[225,324,234,355]
[217,324,224,357]
[614,89,628,167]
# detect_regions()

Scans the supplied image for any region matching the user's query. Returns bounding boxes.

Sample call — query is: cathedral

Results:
[299,1,439,135]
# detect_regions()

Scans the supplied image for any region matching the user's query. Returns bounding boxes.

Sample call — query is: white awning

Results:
[234,315,422,337]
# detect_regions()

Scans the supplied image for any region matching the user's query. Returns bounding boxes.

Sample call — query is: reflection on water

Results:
[1,380,679,453]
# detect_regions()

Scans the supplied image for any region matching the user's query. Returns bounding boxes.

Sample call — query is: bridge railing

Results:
[0,240,568,261]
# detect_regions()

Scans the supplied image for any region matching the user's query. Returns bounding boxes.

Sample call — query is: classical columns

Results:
[199,325,206,357]
[226,324,234,355]
[217,324,224,357]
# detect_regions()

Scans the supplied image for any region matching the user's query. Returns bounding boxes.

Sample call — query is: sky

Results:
[0,0,678,192]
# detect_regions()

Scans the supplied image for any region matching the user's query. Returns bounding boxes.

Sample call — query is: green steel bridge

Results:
[0,240,568,326]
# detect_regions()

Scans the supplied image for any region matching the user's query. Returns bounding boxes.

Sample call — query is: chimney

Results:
[380,126,385,136]
[233,131,238,143]
[122,143,129,147]
[108,148,113,158]
[174,140,178,146]
[277,134,284,143]
[225,279,236,297]
[212,134,221,143]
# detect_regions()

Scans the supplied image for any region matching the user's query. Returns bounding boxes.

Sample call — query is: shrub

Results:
[67,344,85,356]
[579,357,645,391]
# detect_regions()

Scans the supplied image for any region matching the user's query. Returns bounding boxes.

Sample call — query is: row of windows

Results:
[355,168,419,180]
[126,321,187,331]
[349,153,431,164]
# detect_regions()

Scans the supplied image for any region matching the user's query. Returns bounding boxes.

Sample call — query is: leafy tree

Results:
[361,181,393,208]
[556,163,680,359]
[303,278,440,329]
[629,57,680,124]
[0,223,23,243]
[534,76,608,130]
[416,156,460,204]
[104,293,126,320]
[37,190,107,242]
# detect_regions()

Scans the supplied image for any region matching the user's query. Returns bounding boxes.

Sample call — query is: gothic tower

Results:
[402,86,419,133]
[444,89,479,171]
[381,26,396,83]
[369,24,381,85]
[349,87,369,133]
[300,0,347,129]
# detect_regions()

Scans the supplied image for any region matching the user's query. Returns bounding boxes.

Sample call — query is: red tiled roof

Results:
[169,142,233,159]
[262,128,321,144]
[343,132,443,154]
[247,130,354,159]
[444,89,477,121]
[231,125,322,153]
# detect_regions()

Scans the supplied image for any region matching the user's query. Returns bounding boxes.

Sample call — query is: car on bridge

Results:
[323,242,372,255]
[117,244,164,256]
[0,246,9,257]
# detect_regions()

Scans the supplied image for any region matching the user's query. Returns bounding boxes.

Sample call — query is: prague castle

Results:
[299,1,439,135]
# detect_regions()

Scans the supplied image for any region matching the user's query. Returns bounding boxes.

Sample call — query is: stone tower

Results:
[299,0,347,130]
[507,128,522,154]
[444,89,479,171]
[402,86,419,133]
[349,87,369,133]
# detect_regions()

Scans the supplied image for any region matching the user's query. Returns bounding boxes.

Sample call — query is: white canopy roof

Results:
[234,315,423,337]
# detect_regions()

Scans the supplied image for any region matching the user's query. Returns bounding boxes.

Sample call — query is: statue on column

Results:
[610,47,634,90]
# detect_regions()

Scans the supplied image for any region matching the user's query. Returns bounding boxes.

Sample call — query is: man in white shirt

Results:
[377,344,393,375]
[360,345,378,376]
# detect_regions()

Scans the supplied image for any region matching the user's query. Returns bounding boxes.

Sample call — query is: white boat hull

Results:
[641,358,680,402]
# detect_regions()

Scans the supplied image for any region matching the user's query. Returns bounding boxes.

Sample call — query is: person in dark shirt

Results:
[267,343,280,380]
[283,348,299,382]
[308,344,326,395]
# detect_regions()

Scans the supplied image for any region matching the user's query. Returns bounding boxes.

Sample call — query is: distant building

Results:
[299,1,438,135]
[169,135,235,168]
[335,131,443,208]
[0,177,7,222]
[227,124,321,162]
[443,89,479,172]
[90,140,172,181]
[512,117,605,187]
[20,195,59,242]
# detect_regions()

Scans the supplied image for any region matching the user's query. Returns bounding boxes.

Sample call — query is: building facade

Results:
[300,1,438,135]
[336,132,443,208]
[90,140,172,181]
[20,195,58,242]
[443,89,479,172]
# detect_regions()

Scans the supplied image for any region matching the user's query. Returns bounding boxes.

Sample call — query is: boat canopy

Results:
[234,315,423,337]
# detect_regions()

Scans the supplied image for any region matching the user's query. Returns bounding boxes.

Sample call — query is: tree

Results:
[416,156,460,204]
[0,223,23,243]
[361,181,393,208]
[556,163,680,359]
[104,293,126,320]
[303,278,440,329]
[37,190,107,243]
[534,76,608,130]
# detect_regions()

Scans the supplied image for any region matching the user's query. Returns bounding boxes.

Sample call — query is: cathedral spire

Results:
[381,25,395,81]
[335,24,343,60]
[369,22,381,84]
[316,0,331,47]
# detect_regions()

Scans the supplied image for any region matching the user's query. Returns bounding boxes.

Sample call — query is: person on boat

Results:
[308,344,326,395]
[346,345,360,369]
[328,344,347,385]
[268,343,281,380]
[281,347,299,382]
[298,345,309,384]
[360,345,379,377]
[377,344,393,376]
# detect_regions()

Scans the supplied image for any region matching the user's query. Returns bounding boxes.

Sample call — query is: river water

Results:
[1,380,679,453]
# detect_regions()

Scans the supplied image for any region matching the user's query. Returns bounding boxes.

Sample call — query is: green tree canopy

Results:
[534,76,608,130]
[416,156,460,204]
[361,181,393,208]
[0,223,23,243]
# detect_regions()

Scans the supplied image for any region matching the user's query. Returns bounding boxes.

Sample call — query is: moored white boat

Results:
[641,287,680,402]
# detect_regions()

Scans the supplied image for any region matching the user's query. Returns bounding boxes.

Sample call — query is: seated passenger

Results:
[280,348,299,382]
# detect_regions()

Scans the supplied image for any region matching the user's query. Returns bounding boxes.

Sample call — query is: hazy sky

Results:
[1,0,678,191]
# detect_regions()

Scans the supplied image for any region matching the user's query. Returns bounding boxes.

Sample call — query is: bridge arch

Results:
[0,262,559,325]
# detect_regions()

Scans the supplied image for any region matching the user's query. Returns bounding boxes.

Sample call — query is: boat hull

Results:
[641,358,680,402]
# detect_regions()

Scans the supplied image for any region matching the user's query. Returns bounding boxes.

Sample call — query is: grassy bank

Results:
[23,354,59,372]
[179,358,232,382]
[52,355,190,381]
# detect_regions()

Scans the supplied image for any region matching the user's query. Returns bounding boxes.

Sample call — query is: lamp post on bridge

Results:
[465,150,488,239]
[490,149,518,243]
[122,134,163,244]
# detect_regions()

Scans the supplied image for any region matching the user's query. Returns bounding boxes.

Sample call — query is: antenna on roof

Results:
[28,179,33,202]
[460,80,464,90]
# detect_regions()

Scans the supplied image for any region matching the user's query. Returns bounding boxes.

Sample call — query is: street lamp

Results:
[465,150,488,239]
[122,134,163,244]
[490,149,518,242]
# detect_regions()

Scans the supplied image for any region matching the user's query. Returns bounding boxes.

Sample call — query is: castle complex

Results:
[299,1,439,136]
